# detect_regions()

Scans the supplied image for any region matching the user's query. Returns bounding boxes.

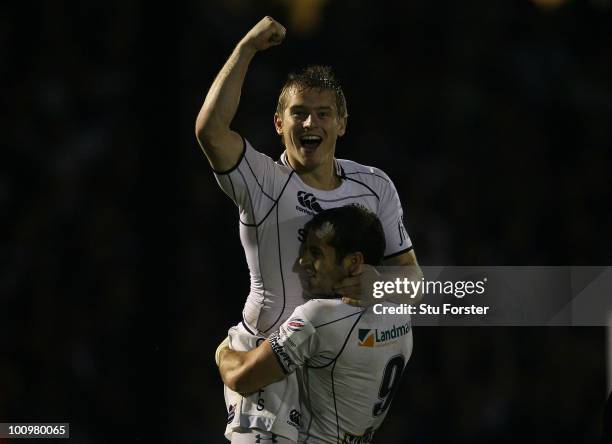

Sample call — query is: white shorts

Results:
[223,322,301,443]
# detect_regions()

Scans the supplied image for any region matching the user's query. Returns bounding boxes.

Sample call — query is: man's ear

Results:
[274,113,283,135]
[337,116,347,137]
[345,251,364,276]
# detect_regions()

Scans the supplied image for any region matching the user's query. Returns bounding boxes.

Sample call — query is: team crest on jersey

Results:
[287,409,301,428]
[286,318,305,333]
[296,191,324,215]
[358,322,411,347]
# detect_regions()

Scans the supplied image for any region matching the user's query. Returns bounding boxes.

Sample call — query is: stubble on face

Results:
[300,229,348,296]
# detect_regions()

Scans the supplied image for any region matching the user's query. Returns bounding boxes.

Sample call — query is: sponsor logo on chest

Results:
[358,322,411,347]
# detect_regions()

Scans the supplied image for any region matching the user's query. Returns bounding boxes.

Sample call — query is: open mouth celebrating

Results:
[299,134,322,150]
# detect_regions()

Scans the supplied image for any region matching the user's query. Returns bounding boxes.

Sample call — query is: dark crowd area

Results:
[1,0,611,442]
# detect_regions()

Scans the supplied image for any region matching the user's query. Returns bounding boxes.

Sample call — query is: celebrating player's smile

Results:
[275,87,346,184]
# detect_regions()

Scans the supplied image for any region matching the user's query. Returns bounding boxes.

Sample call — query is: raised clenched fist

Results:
[240,16,286,52]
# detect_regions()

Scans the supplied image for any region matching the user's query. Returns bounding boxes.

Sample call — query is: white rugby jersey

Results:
[214,139,412,334]
[268,299,413,443]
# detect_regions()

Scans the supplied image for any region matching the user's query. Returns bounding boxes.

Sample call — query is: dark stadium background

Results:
[2,0,611,442]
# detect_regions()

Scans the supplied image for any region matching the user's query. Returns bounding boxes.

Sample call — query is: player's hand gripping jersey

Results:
[268,299,413,444]
[214,139,413,334]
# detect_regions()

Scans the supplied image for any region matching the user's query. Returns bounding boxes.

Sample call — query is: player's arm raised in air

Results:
[195,16,286,172]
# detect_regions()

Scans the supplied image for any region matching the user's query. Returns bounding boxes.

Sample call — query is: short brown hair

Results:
[276,65,348,119]
[304,205,385,266]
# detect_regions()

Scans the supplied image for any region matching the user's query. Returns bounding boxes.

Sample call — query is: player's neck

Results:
[296,160,341,190]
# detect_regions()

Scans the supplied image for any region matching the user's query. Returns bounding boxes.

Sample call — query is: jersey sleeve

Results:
[267,305,319,374]
[375,168,413,258]
[213,138,277,225]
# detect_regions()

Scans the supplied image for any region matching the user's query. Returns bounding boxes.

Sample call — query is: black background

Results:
[2,1,611,442]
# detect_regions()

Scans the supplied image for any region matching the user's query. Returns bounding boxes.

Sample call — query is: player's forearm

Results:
[219,347,272,396]
[219,342,285,395]
[195,42,256,143]
[379,264,424,305]
[219,348,252,393]
[195,17,285,154]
